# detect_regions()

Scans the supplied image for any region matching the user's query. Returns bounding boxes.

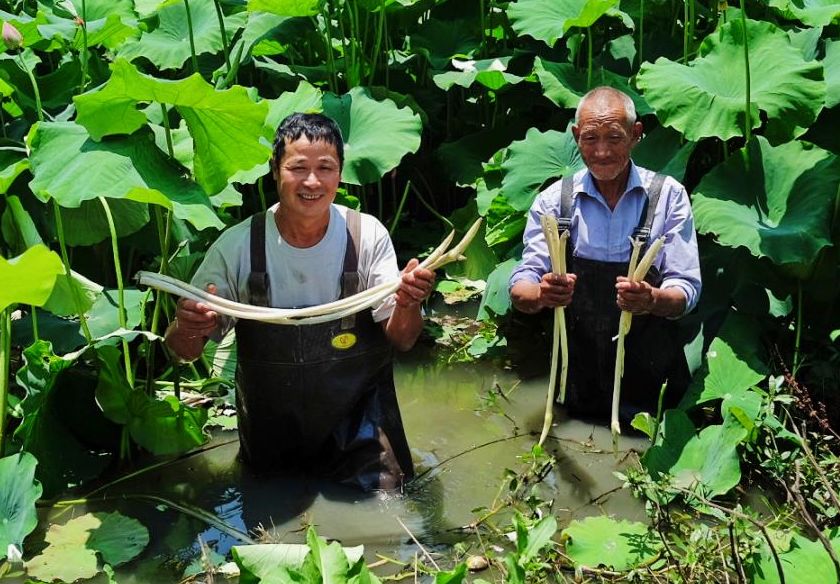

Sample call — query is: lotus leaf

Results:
[322,87,422,185]
[433,57,524,91]
[825,39,840,108]
[28,122,224,230]
[40,0,138,50]
[43,269,103,318]
[630,125,694,183]
[86,511,149,566]
[119,1,246,70]
[500,127,584,211]
[0,148,29,194]
[477,257,518,319]
[14,341,111,497]
[74,59,270,194]
[562,516,658,571]
[57,198,150,246]
[692,137,840,276]
[637,19,825,143]
[748,531,837,583]
[85,289,146,339]
[229,11,291,66]
[95,346,208,454]
[247,0,323,16]
[434,563,467,583]
[768,0,840,27]
[681,313,767,407]
[437,124,528,186]
[265,81,324,134]
[533,58,652,115]
[507,0,629,47]
[410,18,481,70]
[25,511,148,581]
[609,34,636,65]
[644,409,748,496]
[0,453,42,553]
[0,245,64,312]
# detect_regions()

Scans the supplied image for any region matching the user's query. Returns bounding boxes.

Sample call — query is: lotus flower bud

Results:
[2,22,22,50]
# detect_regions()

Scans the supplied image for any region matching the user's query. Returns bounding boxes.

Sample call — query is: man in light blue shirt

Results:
[509,87,701,421]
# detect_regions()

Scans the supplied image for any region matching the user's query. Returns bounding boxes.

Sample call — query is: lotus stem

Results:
[138,220,482,325]
[212,0,231,75]
[52,200,93,343]
[183,0,198,74]
[99,197,133,386]
[538,215,569,447]
[17,53,43,122]
[0,307,10,455]
[611,236,664,450]
[739,0,751,143]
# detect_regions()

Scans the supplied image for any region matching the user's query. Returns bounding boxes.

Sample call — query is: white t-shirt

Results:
[191,203,399,339]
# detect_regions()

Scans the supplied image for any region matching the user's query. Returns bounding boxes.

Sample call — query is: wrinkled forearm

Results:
[164,320,209,363]
[383,304,424,351]
[649,286,687,318]
[510,280,545,314]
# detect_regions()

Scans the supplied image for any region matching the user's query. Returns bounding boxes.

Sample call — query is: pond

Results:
[39,355,647,582]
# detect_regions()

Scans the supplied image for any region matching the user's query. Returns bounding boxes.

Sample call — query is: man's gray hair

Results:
[575,87,637,128]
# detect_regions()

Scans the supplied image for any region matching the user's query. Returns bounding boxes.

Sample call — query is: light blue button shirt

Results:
[509,162,702,314]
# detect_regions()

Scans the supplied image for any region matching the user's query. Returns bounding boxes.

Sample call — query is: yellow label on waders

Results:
[331,332,357,350]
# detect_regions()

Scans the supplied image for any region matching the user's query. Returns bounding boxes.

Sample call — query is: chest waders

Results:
[552,175,690,421]
[234,211,414,491]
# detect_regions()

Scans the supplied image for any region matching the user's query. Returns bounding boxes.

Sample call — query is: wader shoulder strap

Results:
[558,176,574,232]
[340,209,362,329]
[248,211,270,307]
[631,173,667,244]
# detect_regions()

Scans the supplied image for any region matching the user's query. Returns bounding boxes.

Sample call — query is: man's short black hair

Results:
[271,112,344,171]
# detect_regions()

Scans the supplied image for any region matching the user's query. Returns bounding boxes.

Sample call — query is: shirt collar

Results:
[577,160,644,201]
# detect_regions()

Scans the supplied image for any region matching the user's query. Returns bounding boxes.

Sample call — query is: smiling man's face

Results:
[273,136,342,222]
[572,97,642,184]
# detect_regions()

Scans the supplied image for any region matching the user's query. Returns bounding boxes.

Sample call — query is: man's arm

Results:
[383,259,435,351]
[510,273,577,314]
[615,278,686,317]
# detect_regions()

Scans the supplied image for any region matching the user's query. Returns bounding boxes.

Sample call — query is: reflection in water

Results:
[99,357,646,582]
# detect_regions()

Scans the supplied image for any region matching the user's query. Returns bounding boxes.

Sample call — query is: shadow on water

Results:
[48,355,648,582]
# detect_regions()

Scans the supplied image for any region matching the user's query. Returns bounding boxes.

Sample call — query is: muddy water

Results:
[68,357,647,582]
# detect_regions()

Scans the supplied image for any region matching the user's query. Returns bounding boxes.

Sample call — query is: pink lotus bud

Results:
[2,22,23,50]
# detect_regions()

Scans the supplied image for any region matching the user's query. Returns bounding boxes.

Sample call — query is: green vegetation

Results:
[0,0,839,581]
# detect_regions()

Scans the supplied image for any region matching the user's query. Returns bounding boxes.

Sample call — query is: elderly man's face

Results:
[572,100,642,183]
[272,136,341,222]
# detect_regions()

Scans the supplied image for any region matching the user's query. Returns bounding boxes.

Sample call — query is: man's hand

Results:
[539,272,576,308]
[165,284,219,361]
[394,258,435,310]
[510,273,577,314]
[615,277,655,314]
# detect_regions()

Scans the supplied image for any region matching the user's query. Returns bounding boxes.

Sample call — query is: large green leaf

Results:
[247,0,323,16]
[0,245,64,312]
[28,122,223,230]
[232,538,365,582]
[119,1,246,70]
[74,59,271,195]
[95,346,208,455]
[681,313,767,406]
[533,58,652,116]
[632,125,694,183]
[0,453,42,552]
[562,516,659,571]
[748,531,837,583]
[500,127,584,211]
[86,511,150,566]
[410,18,480,70]
[692,137,840,275]
[14,341,111,497]
[0,148,29,194]
[265,81,324,136]
[322,87,422,185]
[637,19,825,143]
[768,0,840,27]
[25,511,149,581]
[507,0,627,46]
[56,198,150,246]
[644,409,748,496]
[433,57,524,91]
[478,257,518,320]
[825,39,840,108]
[307,527,350,583]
